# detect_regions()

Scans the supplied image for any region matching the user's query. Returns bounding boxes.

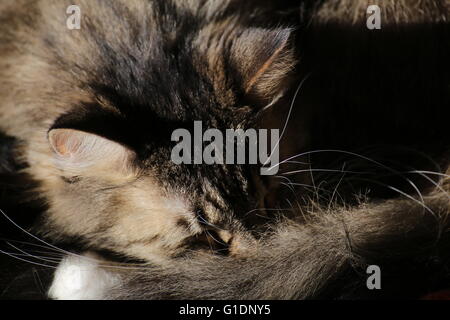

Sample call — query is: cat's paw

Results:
[48,252,120,300]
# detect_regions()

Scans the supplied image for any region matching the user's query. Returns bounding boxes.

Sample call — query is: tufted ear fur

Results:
[48,128,135,175]
[230,28,297,105]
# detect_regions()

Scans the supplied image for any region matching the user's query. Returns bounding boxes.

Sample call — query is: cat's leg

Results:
[48,252,120,300]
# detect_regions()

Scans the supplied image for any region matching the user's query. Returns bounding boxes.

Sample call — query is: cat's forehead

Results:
[43,1,289,132]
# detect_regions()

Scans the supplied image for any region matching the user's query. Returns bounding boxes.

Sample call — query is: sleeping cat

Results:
[0,0,306,263]
[1,0,450,299]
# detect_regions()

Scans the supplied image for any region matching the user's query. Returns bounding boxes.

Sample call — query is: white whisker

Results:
[263,73,311,166]
[6,242,62,264]
[0,249,58,269]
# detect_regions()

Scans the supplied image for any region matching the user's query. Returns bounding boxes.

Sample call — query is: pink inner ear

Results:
[48,128,135,172]
[49,129,82,157]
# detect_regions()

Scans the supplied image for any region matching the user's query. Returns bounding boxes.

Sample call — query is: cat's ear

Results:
[230,28,296,105]
[48,128,135,174]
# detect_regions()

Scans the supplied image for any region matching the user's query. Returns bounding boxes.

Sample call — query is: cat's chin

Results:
[48,252,120,300]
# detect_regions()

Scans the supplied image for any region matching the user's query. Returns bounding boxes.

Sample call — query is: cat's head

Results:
[39,1,307,262]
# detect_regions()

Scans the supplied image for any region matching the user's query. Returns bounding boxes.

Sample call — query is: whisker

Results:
[262,73,311,166]
[0,208,76,257]
[279,182,297,197]
[277,180,338,204]
[279,168,372,176]
[273,149,431,210]
[1,251,61,263]
[195,213,225,232]
[31,267,46,296]
[328,164,347,210]
[406,171,450,198]
[283,160,310,165]
[205,229,226,248]
[0,208,120,267]
[0,249,58,269]
[269,149,394,171]
[347,177,434,216]
[407,170,450,180]
[6,242,62,264]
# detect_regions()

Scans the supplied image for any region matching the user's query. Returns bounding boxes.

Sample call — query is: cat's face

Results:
[34,0,304,262]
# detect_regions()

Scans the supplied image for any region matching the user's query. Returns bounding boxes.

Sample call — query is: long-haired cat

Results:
[1,0,450,299]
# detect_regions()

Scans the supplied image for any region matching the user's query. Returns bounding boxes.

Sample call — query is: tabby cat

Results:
[0,0,449,299]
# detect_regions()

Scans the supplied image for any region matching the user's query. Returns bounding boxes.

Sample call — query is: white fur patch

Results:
[48,253,120,300]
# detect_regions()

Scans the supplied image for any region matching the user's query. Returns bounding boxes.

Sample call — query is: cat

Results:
[1,0,450,299]
[0,0,308,263]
